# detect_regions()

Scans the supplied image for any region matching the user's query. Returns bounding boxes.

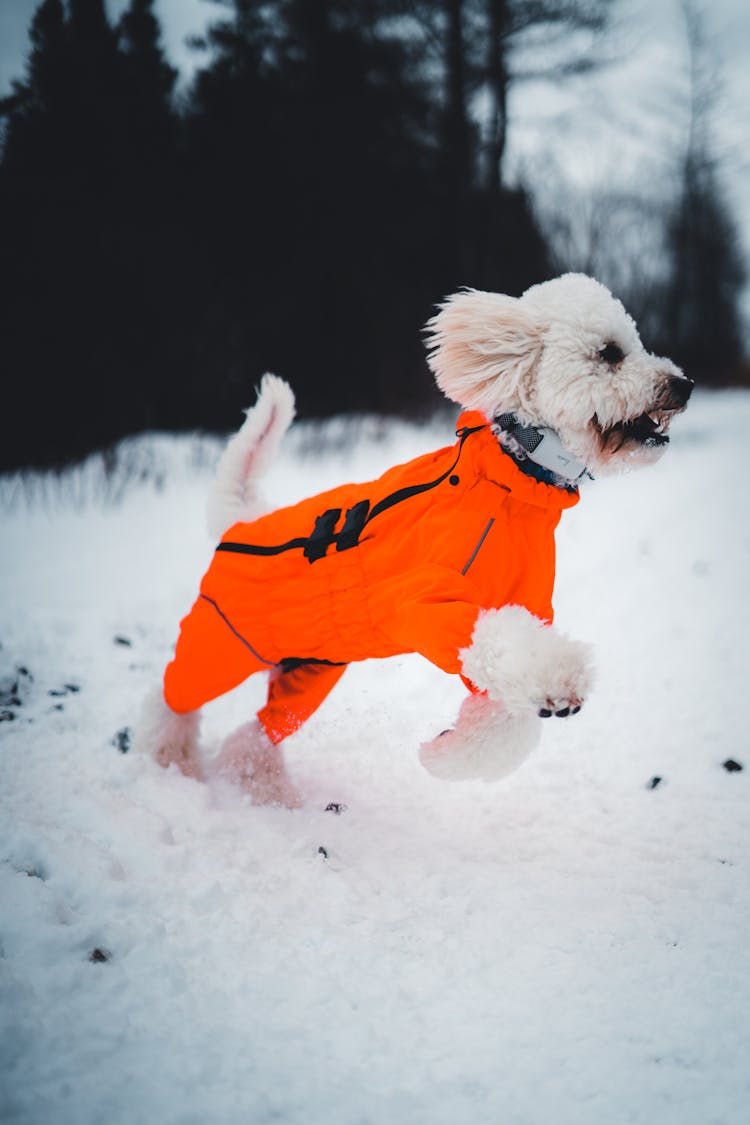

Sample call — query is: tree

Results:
[389,0,613,292]
[0,0,183,470]
[181,0,441,420]
[479,0,612,194]
[0,0,628,470]
[0,0,68,174]
[660,2,746,382]
[65,0,126,179]
[118,0,178,163]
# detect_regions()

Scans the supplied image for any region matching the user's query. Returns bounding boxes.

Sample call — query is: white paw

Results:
[419,693,541,782]
[214,721,303,809]
[132,686,203,780]
[460,606,594,717]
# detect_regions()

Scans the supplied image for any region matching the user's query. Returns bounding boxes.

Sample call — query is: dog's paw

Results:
[155,734,203,780]
[461,605,594,716]
[132,686,203,780]
[536,696,583,719]
[214,721,303,809]
[528,645,591,718]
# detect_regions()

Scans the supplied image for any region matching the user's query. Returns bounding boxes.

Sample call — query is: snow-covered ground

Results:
[1,391,749,1125]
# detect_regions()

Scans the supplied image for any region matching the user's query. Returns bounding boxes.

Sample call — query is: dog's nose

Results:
[665,372,694,409]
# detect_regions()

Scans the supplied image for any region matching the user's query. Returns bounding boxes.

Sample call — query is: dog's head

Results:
[426,273,693,475]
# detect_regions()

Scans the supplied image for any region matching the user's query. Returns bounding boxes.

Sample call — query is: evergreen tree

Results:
[271,0,439,411]
[0,0,76,471]
[0,0,181,469]
[183,0,439,420]
[180,1,285,425]
[0,0,631,469]
[113,0,184,431]
[0,0,68,174]
[65,0,125,181]
[118,0,178,163]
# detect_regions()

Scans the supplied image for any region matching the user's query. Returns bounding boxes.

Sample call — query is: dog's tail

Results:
[207,373,296,540]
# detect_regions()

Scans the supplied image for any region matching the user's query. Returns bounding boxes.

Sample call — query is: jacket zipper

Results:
[461,518,495,576]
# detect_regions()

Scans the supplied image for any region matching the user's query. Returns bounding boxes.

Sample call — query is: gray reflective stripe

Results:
[461,518,495,576]
[199,594,273,666]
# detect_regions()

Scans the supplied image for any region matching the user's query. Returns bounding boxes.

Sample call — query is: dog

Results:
[134,274,692,805]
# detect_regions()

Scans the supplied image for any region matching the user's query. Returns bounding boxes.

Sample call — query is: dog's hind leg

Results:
[211,662,348,808]
[213,720,302,808]
[143,588,275,783]
[132,686,204,781]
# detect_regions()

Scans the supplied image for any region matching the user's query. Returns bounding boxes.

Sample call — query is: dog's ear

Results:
[425,289,543,417]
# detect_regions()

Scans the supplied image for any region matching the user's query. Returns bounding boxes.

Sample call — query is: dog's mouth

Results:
[593,374,693,454]
[594,406,683,452]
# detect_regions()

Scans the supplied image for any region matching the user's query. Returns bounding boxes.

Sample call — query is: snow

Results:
[1,391,749,1125]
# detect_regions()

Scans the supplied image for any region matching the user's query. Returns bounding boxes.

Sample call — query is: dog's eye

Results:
[599,342,625,365]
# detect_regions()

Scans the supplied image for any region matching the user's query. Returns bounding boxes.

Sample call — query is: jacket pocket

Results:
[461,518,495,576]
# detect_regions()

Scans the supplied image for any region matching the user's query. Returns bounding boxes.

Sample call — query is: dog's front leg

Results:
[420,692,542,781]
[461,605,594,719]
[420,606,593,782]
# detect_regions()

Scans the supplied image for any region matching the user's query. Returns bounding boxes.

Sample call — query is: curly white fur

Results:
[426,273,691,477]
[419,692,541,782]
[207,373,295,540]
[460,605,594,715]
[425,291,542,419]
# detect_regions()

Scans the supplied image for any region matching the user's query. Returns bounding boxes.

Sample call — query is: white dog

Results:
[135,274,692,800]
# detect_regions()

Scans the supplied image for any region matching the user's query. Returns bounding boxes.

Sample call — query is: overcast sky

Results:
[1,0,748,320]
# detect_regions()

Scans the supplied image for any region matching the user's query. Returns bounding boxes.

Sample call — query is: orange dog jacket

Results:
[164,411,579,742]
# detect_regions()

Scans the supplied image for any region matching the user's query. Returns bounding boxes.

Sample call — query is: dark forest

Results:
[0,0,746,472]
